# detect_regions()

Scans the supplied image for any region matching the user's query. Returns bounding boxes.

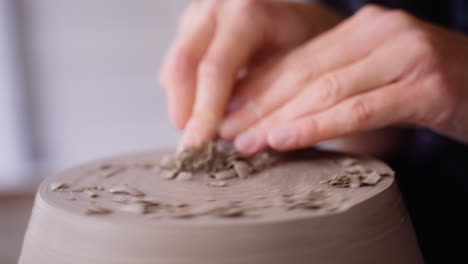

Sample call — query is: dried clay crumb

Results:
[249,152,276,172]
[338,157,358,166]
[84,203,112,215]
[112,195,132,204]
[327,174,360,188]
[119,203,147,215]
[159,155,177,169]
[101,167,126,178]
[112,195,161,206]
[345,165,367,174]
[160,170,178,180]
[70,185,104,193]
[84,190,98,198]
[71,187,86,193]
[108,185,145,196]
[282,190,340,211]
[157,140,276,181]
[176,171,193,181]
[360,171,381,185]
[284,200,323,210]
[213,207,244,218]
[208,181,227,187]
[212,169,237,180]
[50,182,69,192]
[232,161,251,179]
[135,197,161,206]
[326,166,384,188]
[172,200,189,208]
[91,163,126,178]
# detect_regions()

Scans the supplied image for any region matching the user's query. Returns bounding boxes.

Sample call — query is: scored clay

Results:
[18,147,423,264]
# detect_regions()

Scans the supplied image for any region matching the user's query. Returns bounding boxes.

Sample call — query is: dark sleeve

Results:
[314,0,468,34]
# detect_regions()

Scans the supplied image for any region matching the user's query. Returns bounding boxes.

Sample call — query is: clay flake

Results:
[158,141,277,182]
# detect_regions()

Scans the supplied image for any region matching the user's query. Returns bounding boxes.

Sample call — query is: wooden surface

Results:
[0,195,34,264]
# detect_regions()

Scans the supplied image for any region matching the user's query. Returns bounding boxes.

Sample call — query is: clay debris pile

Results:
[324,158,393,188]
[158,141,277,183]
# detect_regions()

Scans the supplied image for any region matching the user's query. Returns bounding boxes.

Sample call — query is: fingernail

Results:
[268,126,293,149]
[235,130,260,155]
[219,117,240,140]
[179,132,201,151]
[179,119,205,149]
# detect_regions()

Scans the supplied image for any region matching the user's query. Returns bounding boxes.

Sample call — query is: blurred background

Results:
[0,0,188,262]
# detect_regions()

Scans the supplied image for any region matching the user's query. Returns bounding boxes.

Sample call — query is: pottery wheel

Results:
[19,149,423,264]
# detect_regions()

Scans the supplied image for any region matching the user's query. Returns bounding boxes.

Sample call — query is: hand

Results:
[220,5,468,155]
[159,0,341,147]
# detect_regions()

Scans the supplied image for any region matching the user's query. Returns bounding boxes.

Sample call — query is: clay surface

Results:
[19,149,423,264]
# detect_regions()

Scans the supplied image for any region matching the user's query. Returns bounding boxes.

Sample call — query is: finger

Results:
[233,41,408,155]
[224,4,386,115]
[160,0,217,129]
[237,28,427,154]
[267,83,415,151]
[234,127,270,156]
[260,30,420,124]
[220,5,396,140]
[182,5,265,147]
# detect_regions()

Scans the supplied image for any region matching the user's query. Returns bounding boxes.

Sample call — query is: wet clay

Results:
[18,148,423,264]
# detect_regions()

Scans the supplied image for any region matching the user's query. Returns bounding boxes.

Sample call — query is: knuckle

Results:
[386,9,417,29]
[420,74,456,126]
[357,4,387,18]
[179,0,217,30]
[316,74,340,105]
[402,32,442,77]
[409,30,437,59]
[225,0,261,19]
[350,99,373,125]
[387,9,413,22]
[301,53,322,79]
[289,64,313,84]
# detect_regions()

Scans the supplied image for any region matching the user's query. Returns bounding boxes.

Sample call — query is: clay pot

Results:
[18,150,423,264]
